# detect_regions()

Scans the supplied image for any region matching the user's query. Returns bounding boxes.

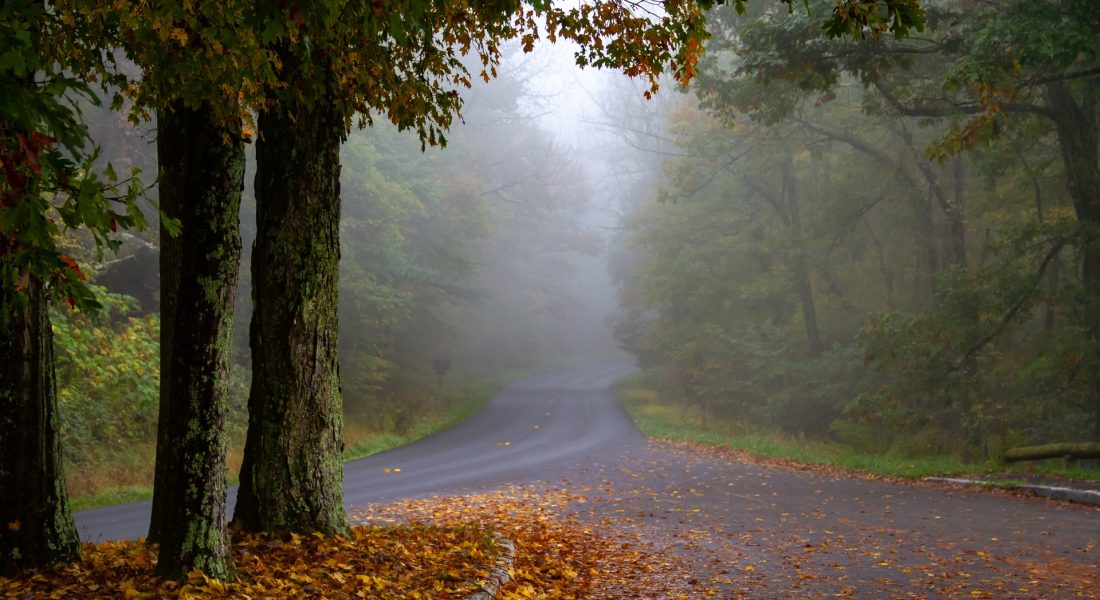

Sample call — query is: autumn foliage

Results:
[0,486,704,599]
[1,525,499,599]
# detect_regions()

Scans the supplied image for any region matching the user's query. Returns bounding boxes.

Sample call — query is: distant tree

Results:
[710,0,1100,432]
[338,121,489,401]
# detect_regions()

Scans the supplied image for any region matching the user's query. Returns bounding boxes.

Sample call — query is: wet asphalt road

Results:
[74,361,1099,597]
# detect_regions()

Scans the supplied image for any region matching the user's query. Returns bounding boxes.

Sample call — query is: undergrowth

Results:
[70,376,511,511]
[614,376,1100,482]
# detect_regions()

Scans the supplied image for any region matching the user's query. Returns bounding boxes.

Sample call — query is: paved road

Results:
[75,361,1099,597]
[74,361,643,541]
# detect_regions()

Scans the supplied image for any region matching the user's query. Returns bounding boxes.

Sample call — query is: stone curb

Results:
[467,537,515,600]
[925,477,1100,507]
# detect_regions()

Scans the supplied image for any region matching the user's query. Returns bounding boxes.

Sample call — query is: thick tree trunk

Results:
[148,100,243,579]
[0,278,80,575]
[148,112,176,546]
[233,48,347,534]
[1046,80,1100,435]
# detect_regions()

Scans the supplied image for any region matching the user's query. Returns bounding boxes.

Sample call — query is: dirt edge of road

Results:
[651,438,1100,512]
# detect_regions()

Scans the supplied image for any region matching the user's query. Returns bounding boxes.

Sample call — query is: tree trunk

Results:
[0,32,80,574]
[782,157,823,356]
[946,156,968,268]
[863,219,896,311]
[0,278,81,575]
[148,113,176,547]
[233,47,347,535]
[795,276,823,357]
[1045,80,1100,435]
[1019,148,1058,332]
[1004,442,1100,462]
[148,100,243,580]
[913,191,939,301]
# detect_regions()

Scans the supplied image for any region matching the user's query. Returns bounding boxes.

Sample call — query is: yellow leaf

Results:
[169,27,189,47]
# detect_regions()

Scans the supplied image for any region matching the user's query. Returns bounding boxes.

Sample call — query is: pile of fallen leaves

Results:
[2,487,696,600]
[357,485,703,599]
[1,524,496,599]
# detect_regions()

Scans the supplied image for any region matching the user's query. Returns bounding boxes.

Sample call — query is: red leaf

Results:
[59,255,86,281]
[15,132,41,176]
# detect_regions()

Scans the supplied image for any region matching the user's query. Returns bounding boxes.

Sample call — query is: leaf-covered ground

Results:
[357,486,706,599]
[2,489,698,599]
[0,525,498,599]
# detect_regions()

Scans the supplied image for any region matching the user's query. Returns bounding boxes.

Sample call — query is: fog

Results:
[75,0,1100,455]
[80,40,649,406]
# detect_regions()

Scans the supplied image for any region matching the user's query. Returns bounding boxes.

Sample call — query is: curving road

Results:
[74,361,1099,597]
[73,361,644,542]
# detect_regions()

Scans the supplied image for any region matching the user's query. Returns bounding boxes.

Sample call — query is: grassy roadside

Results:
[613,376,1100,482]
[342,378,502,461]
[70,375,517,512]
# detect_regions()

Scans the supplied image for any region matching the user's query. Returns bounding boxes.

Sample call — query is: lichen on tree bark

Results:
[234,45,347,536]
[0,278,81,575]
[148,100,243,580]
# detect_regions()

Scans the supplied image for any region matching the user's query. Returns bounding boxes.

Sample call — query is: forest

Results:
[2,0,1097,597]
[610,0,1100,462]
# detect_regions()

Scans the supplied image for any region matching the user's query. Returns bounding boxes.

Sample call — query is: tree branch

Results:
[872,80,1059,121]
[956,238,1067,368]
[1025,66,1100,86]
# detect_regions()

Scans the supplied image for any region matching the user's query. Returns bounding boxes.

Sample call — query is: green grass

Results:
[615,379,1100,482]
[343,382,496,461]
[70,485,155,512]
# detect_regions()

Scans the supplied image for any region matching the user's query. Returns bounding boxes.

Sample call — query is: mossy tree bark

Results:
[233,47,347,535]
[148,100,243,580]
[0,277,81,575]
